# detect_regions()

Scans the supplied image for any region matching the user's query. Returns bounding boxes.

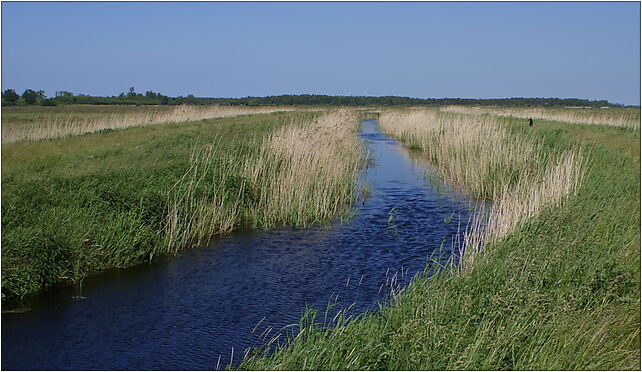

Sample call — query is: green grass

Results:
[1,104,166,127]
[2,111,325,304]
[2,104,165,115]
[525,116,641,157]
[239,118,640,370]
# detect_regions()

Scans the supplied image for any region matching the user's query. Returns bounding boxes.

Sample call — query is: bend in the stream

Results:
[2,120,477,370]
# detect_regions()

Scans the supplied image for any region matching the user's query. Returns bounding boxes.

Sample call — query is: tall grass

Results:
[379,109,544,200]
[1,104,296,143]
[440,105,640,129]
[164,141,246,254]
[460,148,584,268]
[244,109,364,228]
[240,111,638,371]
[163,109,364,255]
[379,109,584,268]
[2,109,364,303]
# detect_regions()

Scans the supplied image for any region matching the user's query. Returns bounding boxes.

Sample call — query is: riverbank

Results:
[2,109,364,304]
[239,112,640,370]
[2,119,476,370]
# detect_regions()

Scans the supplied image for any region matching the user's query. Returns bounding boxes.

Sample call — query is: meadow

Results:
[239,108,640,370]
[1,107,363,303]
[2,103,639,369]
[1,104,298,143]
[440,105,640,129]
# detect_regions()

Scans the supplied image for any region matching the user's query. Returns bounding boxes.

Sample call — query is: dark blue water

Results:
[2,120,475,370]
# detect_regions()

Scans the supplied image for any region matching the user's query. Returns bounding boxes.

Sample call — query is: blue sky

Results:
[2,2,640,105]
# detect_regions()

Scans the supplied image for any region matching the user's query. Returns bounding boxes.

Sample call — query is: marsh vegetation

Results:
[1,108,362,302]
[240,107,640,370]
[165,108,364,252]
[1,103,638,370]
[1,104,299,143]
[379,109,584,267]
[440,105,640,129]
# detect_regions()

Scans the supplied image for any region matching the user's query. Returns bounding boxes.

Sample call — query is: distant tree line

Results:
[1,88,625,108]
[213,95,620,108]
[1,87,174,107]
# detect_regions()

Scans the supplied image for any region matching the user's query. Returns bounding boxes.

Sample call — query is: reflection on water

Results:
[2,120,476,370]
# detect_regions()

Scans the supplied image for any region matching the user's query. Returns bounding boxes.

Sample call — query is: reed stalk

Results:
[379,108,585,269]
[244,108,364,228]
[165,139,245,253]
[460,147,585,269]
[164,109,364,253]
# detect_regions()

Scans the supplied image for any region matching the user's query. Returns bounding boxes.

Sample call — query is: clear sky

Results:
[2,1,640,105]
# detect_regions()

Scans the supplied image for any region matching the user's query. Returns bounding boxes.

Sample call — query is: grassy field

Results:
[440,105,641,129]
[239,110,640,370]
[1,108,364,304]
[2,104,639,368]
[1,104,299,143]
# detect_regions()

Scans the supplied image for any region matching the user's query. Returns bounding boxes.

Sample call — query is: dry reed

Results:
[243,108,364,228]
[379,109,542,200]
[440,105,640,129]
[1,105,296,143]
[460,148,584,269]
[165,109,363,252]
[379,108,585,269]
[164,139,245,253]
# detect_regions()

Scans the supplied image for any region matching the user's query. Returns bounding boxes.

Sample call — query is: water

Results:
[2,120,476,370]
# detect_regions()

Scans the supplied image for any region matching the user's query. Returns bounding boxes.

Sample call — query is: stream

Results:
[2,120,476,370]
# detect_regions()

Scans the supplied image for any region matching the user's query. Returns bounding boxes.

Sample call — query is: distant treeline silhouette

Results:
[1,88,625,107]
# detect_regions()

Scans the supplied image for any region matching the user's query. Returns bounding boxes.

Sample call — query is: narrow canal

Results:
[2,120,476,370]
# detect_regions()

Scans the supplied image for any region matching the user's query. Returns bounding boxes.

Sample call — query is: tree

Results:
[41,98,57,106]
[127,87,136,98]
[2,89,20,105]
[22,89,39,105]
[185,94,198,105]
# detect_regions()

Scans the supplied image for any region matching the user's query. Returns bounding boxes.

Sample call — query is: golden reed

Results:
[379,108,584,269]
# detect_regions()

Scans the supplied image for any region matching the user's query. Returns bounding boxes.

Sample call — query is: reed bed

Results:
[379,109,543,200]
[241,111,638,371]
[2,109,366,302]
[460,148,584,268]
[164,140,246,254]
[244,109,364,228]
[440,105,640,129]
[1,104,295,143]
[379,109,584,268]
[164,109,363,252]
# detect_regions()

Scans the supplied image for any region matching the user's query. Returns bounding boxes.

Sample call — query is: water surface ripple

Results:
[2,120,475,370]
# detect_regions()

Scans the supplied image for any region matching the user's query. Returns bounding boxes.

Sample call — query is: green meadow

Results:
[1,104,639,370]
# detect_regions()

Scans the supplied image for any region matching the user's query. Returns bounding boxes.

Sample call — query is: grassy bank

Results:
[1,104,298,143]
[378,110,584,268]
[2,109,363,304]
[440,105,640,129]
[239,111,640,370]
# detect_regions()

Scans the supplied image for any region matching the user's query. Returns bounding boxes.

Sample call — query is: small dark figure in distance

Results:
[529,118,534,127]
